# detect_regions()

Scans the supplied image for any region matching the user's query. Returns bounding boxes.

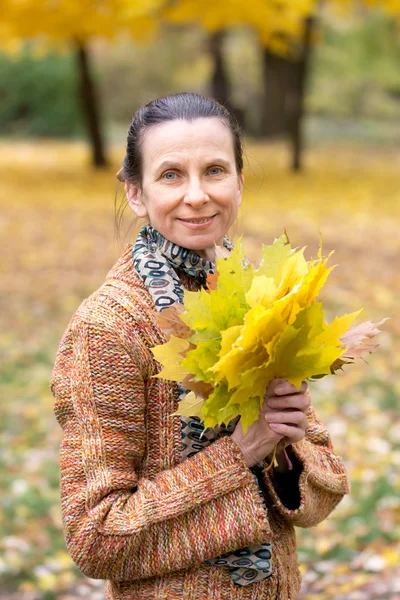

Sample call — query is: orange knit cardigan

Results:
[51,244,350,600]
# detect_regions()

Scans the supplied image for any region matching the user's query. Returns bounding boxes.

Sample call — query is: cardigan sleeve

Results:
[261,404,350,528]
[51,319,270,583]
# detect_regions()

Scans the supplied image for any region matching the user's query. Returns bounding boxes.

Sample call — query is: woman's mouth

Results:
[178,215,217,229]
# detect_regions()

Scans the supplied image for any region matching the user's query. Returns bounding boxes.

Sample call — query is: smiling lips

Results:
[178,215,216,223]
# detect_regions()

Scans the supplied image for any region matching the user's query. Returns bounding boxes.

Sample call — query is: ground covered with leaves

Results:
[0,139,399,599]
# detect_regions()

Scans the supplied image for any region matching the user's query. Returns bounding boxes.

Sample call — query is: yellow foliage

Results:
[2,0,399,59]
[0,0,165,48]
[165,0,317,53]
[151,336,191,381]
[171,391,205,417]
[151,232,372,433]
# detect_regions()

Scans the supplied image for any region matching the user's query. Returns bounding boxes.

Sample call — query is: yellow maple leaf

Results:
[312,309,363,349]
[218,325,243,358]
[245,275,278,309]
[275,247,308,296]
[171,391,205,418]
[150,336,191,381]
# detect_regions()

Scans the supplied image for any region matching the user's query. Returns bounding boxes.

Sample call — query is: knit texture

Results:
[51,243,351,600]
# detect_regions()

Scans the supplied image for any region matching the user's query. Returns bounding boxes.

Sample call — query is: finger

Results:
[268,422,307,442]
[264,378,288,398]
[267,393,311,412]
[263,380,307,406]
[267,412,309,432]
[265,410,307,426]
[273,380,309,396]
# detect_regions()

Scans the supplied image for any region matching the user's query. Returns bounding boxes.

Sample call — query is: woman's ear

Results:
[125,181,148,218]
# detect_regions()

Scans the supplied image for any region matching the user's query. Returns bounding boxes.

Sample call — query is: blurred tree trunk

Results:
[209,31,229,103]
[75,41,107,168]
[286,16,315,172]
[209,31,245,129]
[261,16,315,172]
[261,49,290,137]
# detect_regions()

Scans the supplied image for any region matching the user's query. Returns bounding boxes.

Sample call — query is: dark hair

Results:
[115,92,244,241]
[122,92,243,184]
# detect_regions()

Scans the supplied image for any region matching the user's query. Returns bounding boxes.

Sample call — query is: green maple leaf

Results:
[215,236,254,304]
[181,339,222,382]
[257,233,295,279]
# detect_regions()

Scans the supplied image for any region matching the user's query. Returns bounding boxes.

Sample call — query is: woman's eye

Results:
[162,171,178,180]
[208,167,223,175]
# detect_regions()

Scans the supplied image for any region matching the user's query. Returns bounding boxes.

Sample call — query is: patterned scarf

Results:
[133,224,272,587]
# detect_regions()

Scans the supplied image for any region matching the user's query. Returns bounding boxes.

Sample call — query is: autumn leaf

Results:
[180,246,250,334]
[205,270,219,291]
[181,374,214,399]
[218,325,243,358]
[331,317,390,372]
[154,303,194,339]
[257,232,294,280]
[245,274,278,309]
[181,338,222,382]
[340,317,389,349]
[150,336,193,381]
[201,380,233,428]
[214,236,254,304]
[171,391,205,418]
[239,397,263,434]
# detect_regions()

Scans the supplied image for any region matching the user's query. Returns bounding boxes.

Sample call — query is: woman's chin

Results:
[183,234,225,257]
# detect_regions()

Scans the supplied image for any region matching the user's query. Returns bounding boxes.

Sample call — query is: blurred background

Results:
[1,1,399,599]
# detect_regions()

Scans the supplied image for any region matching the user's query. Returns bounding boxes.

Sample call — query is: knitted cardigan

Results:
[51,243,350,600]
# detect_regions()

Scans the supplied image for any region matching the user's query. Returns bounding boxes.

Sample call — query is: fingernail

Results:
[274,385,285,394]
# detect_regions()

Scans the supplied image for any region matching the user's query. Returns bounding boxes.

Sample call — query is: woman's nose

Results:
[183,178,209,205]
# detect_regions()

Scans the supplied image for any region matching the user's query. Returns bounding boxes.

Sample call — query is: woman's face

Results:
[125,117,244,262]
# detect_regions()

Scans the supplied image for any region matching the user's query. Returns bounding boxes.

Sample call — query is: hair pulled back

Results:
[120,92,243,185]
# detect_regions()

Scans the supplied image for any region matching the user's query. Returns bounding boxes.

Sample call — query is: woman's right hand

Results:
[230,378,309,468]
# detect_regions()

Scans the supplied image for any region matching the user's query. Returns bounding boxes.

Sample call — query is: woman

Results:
[51,92,350,599]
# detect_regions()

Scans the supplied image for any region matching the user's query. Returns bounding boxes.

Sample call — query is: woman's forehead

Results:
[141,118,235,164]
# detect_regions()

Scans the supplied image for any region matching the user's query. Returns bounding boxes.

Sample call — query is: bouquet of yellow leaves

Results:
[150,233,387,434]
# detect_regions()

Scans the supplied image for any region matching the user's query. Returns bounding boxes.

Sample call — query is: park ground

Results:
[0,138,399,599]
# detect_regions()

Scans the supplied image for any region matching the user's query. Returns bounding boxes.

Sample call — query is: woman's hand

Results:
[231,378,311,468]
[264,379,311,471]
